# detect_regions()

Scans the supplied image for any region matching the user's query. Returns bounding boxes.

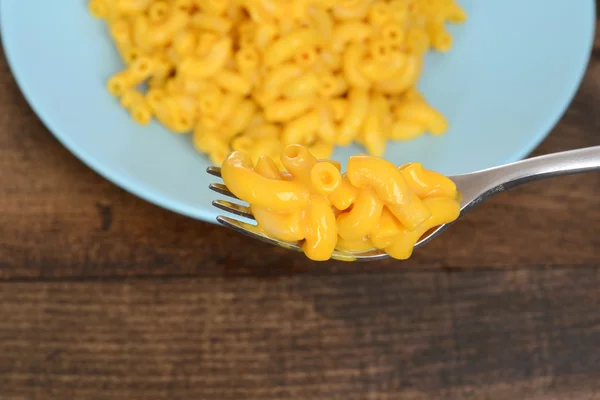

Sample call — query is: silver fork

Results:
[207,146,600,262]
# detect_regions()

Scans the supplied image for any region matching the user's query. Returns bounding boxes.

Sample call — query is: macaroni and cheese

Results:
[221,144,461,261]
[90,0,466,166]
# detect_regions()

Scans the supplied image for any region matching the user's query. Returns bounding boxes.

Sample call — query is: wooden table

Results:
[0,24,599,400]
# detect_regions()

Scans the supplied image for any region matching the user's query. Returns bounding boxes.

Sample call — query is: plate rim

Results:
[0,1,596,224]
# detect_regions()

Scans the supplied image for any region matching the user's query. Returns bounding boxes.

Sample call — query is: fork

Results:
[207,146,600,262]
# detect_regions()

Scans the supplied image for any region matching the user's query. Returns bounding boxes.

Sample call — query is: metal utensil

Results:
[208,146,600,261]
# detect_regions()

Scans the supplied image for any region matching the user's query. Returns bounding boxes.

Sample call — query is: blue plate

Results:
[1,1,595,223]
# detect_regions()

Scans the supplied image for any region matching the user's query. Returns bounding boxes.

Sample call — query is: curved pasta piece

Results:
[131,102,152,125]
[385,197,460,260]
[347,155,409,204]
[318,73,348,98]
[446,3,468,23]
[146,11,189,48]
[329,176,359,211]
[120,89,145,109]
[179,38,232,78]
[337,188,383,241]
[303,196,338,261]
[399,162,458,199]
[316,103,337,143]
[395,100,448,135]
[265,97,316,123]
[221,151,310,212]
[214,70,253,95]
[390,120,426,140]
[338,88,370,145]
[347,155,431,230]
[280,144,318,188]
[252,207,306,242]
[370,207,403,249]
[255,155,284,179]
[281,111,320,147]
[337,235,375,253]
[330,21,371,52]
[263,28,320,67]
[361,95,388,157]
[310,161,342,195]
[261,63,304,100]
[228,99,257,136]
[342,44,371,89]
[376,55,423,94]
[282,72,320,98]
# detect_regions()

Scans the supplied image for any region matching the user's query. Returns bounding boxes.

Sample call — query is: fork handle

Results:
[457,145,600,210]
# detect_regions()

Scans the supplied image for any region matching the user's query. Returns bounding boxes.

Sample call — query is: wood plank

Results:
[1,268,600,399]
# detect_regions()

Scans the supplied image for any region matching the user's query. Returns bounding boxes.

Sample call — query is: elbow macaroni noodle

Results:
[90,0,466,166]
[221,144,461,261]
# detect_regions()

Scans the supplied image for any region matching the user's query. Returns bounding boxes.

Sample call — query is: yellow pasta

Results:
[338,88,370,145]
[131,102,152,125]
[347,155,431,231]
[92,0,466,166]
[310,161,342,195]
[282,111,320,146]
[179,37,232,78]
[221,145,461,261]
[330,21,372,53]
[191,13,232,33]
[282,72,320,98]
[227,99,257,136]
[264,97,315,123]
[315,103,337,143]
[221,150,310,212]
[361,94,389,157]
[263,28,320,67]
[342,44,371,89]
[337,188,383,241]
[214,70,253,96]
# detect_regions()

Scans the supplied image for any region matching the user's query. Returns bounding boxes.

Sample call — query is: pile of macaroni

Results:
[89,0,466,166]
[222,144,460,261]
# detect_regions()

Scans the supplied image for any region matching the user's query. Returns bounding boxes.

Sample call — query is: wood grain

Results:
[2,269,600,399]
[0,10,599,400]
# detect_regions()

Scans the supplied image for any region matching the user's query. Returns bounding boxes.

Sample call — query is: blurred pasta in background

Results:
[89,0,466,166]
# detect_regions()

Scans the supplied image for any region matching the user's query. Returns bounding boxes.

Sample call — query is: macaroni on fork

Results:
[90,0,466,166]
[221,144,461,261]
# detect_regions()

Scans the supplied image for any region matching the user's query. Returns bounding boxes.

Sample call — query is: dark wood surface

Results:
[0,18,599,400]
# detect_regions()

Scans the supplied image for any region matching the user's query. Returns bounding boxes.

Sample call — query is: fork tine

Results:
[216,216,304,252]
[206,166,222,178]
[216,213,391,262]
[212,200,255,220]
[209,183,239,200]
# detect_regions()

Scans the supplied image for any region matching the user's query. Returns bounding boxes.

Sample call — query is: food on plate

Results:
[90,0,467,166]
[221,144,460,261]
